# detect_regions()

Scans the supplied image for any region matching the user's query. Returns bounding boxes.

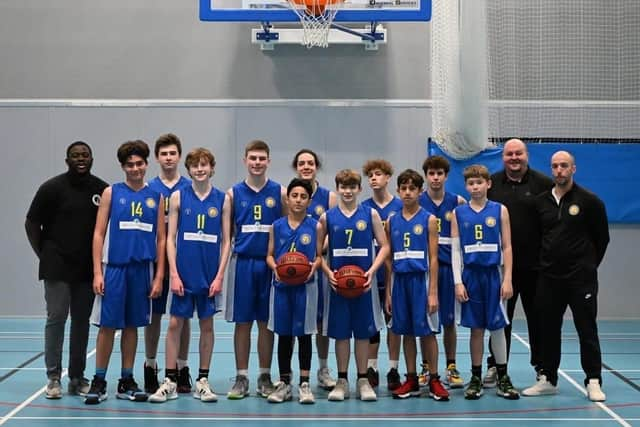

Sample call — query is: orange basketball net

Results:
[287,0,344,48]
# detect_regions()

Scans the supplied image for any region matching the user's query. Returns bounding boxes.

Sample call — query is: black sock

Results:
[198,369,209,381]
[166,368,178,383]
[300,375,310,385]
[496,364,507,379]
[338,371,348,380]
[471,365,482,379]
[357,372,367,380]
[446,359,456,366]
[280,373,291,385]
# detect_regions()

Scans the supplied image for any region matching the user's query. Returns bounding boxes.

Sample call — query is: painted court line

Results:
[512,332,632,427]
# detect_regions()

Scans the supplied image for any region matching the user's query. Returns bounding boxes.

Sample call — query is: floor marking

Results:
[0,352,43,383]
[512,332,632,427]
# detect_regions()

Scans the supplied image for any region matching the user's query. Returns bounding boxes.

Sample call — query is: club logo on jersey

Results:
[445,211,453,221]
[314,205,325,216]
[208,207,219,218]
[184,208,192,215]
[241,200,248,208]
[356,220,367,231]
[569,204,580,216]
[300,234,312,245]
[413,224,424,235]
[265,197,276,208]
[485,216,497,227]
[145,198,156,209]
[92,194,101,206]
[119,197,127,205]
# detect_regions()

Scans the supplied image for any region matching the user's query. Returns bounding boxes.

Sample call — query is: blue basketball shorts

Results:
[457,265,509,331]
[268,280,318,336]
[170,289,220,320]
[91,262,152,329]
[224,254,272,323]
[323,287,384,340]
[389,272,439,337]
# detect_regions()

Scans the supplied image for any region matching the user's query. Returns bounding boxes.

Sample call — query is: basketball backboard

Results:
[199,0,431,22]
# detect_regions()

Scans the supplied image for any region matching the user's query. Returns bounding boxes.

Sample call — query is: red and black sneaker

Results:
[392,375,421,399]
[428,374,450,401]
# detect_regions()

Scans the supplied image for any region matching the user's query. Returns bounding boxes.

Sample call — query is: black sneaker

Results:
[386,368,401,391]
[84,376,108,405]
[144,363,160,393]
[367,367,379,388]
[117,375,148,401]
[177,366,193,393]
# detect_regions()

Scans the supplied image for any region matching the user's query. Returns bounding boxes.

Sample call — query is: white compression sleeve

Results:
[451,236,463,284]
[489,328,507,365]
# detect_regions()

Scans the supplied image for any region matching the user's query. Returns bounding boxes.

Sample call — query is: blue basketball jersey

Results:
[326,205,374,271]
[176,186,226,295]
[454,201,502,267]
[308,185,331,220]
[361,196,402,286]
[419,191,459,265]
[389,207,430,273]
[107,183,161,265]
[232,179,283,257]
[272,216,318,287]
[148,176,191,219]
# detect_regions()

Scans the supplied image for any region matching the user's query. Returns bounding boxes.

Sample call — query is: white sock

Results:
[259,368,271,375]
[367,359,378,370]
[389,360,399,370]
[237,369,249,377]
[319,359,328,369]
[489,329,507,365]
[177,359,188,370]
[145,358,157,369]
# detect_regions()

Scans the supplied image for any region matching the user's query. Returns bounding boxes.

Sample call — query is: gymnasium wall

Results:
[0,1,638,318]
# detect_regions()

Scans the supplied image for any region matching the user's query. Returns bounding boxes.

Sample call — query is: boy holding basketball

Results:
[265,178,323,404]
[451,165,520,400]
[386,169,449,401]
[317,169,389,402]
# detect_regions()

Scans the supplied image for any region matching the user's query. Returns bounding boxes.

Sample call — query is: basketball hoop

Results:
[287,0,344,48]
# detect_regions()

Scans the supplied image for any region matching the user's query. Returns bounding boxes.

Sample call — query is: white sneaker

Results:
[522,375,558,396]
[357,378,377,401]
[482,366,498,388]
[586,379,606,402]
[298,382,315,404]
[317,367,337,390]
[328,378,349,401]
[45,379,62,399]
[148,378,178,403]
[267,381,292,403]
[193,378,218,402]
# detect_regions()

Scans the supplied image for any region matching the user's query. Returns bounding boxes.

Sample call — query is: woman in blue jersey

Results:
[292,149,338,390]
[149,148,232,404]
[265,178,323,404]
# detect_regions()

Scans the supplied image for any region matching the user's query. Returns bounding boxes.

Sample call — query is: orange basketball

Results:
[334,265,367,298]
[276,252,312,286]
[291,0,340,16]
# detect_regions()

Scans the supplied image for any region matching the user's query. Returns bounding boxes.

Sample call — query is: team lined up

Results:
[27,135,609,406]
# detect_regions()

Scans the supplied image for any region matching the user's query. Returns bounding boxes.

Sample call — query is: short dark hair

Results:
[422,155,450,175]
[66,141,92,158]
[292,149,322,170]
[117,140,150,165]
[397,169,424,188]
[245,140,270,157]
[154,133,182,157]
[287,178,313,198]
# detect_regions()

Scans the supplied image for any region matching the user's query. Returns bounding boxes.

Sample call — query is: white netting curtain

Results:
[431,0,640,159]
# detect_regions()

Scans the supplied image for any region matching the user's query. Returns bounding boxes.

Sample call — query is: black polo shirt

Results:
[26,171,108,283]
[488,168,553,272]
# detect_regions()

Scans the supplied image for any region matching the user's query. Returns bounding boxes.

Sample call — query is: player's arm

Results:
[210,193,232,297]
[92,186,112,296]
[427,213,439,314]
[266,225,279,281]
[150,195,167,298]
[384,217,393,315]
[25,184,51,258]
[500,204,513,300]
[368,209,390,289]
[317,213,336,286]
[321,191,338,253]
[166,191,184,297]
[25,218,42,258]
[450,211,468,302]
[309,221,323,280]
[226,188,236,240]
